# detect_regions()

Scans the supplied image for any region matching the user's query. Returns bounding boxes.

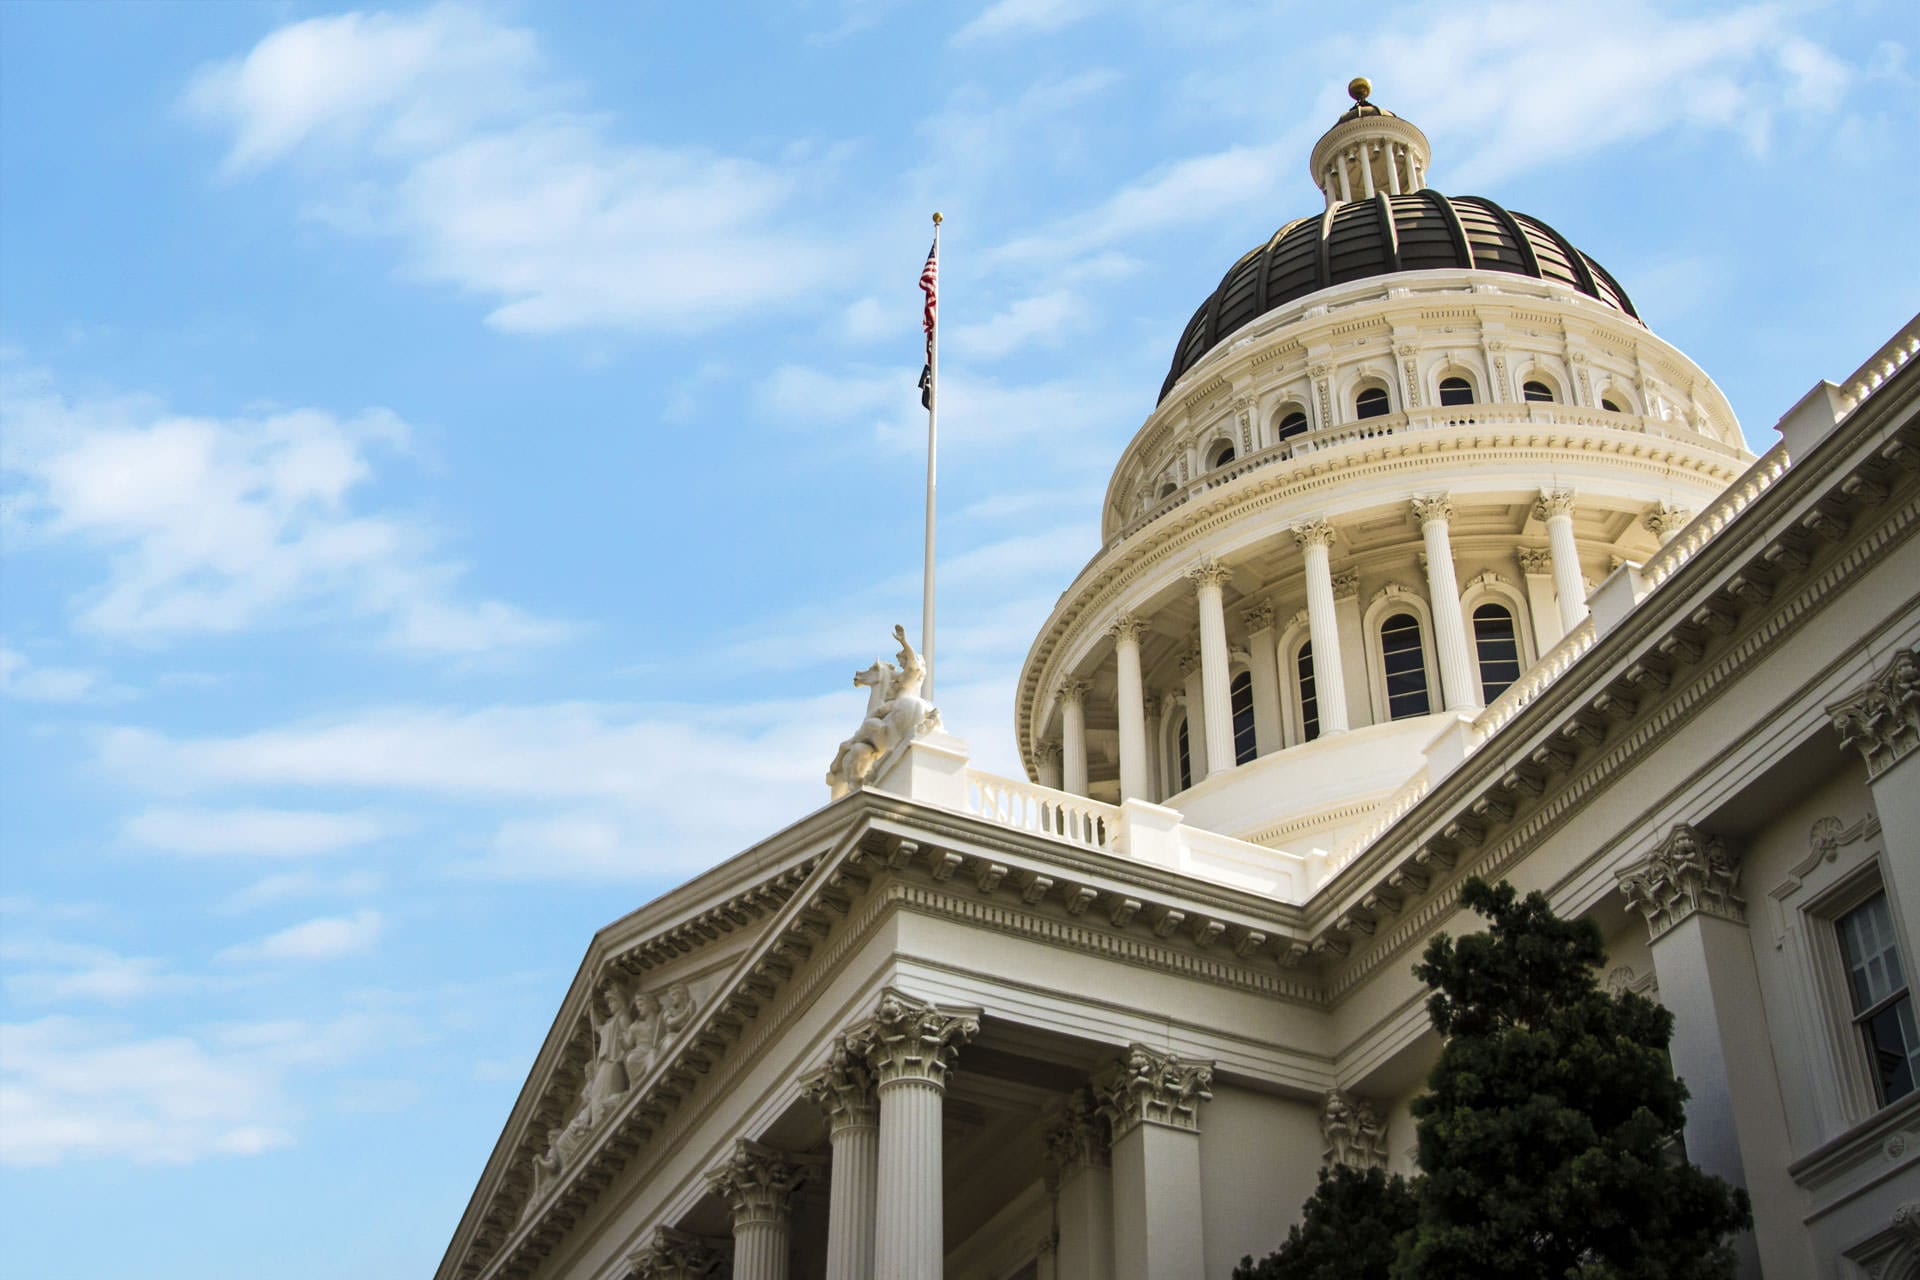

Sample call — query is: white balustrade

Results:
[964,770,1119,851]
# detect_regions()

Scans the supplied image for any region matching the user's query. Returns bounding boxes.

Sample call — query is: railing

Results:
[1640,446,1789,590]
[1471,618,1598,742]
[963,770,1119,852]
[1833,314,1919,419]
[1112,402,1741,543]
[1327,770,1430,874]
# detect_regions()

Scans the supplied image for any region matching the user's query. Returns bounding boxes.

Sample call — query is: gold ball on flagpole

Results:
[932,211,943,224]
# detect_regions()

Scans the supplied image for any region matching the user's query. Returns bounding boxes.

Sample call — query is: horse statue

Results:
[826,624,942,798]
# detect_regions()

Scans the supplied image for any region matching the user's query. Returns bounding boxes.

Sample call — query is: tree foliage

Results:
[1235,878,1751,1280]
[1396,877,1750,1278]
[1233,1165,1417,1280]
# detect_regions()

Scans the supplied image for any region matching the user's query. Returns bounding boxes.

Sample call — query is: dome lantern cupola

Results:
[1309,77,1431,206]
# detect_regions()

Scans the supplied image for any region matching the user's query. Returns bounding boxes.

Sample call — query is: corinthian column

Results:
[1099,1046,1214,1280]
[1534,489,1588,631]
[802,1037,880,1280]
[626,1228,726,1280]
[1110,614,1149,801]
[1034,741,1063,790]
[1412,496,1478,710]
[1292,521,1350,734]
[856,991,980,1280]
[1186,558,1237,776]
[708,1141,809,1280]
[1058,680,1090,796]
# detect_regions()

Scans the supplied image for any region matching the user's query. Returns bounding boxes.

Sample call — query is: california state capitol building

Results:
[436,81,1920,1280]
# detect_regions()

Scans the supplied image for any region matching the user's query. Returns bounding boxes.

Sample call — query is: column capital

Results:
[1827,646,1920,779]
[801,1034,877,1133]
[1033,740,1062,767]
[1056,677,1089,707]
[707,1139,810,1229]
[1410,494,1454,526]
[1292,518,1336,550]
[1642,502,1691,539]
[1096,1044,1214,1138]
[1109,612,1146,646]
[1177,646,1203,676]
[1240,603,1276,634]
[1533,488,1577,522]
[1186,556,1232,591]
[1330,569,1360,600]
[851,990,979,1090]
[1321,1089,1389,1171]
[627,1227,727,1280]
[1516,545,1554,575]
[1042,1087,1110,1184]
[1618,823,1744,940]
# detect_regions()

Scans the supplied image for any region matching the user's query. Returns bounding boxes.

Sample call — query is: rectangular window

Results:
[1837,892,1920,1106]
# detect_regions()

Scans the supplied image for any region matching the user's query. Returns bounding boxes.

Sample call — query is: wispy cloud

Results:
[0,642,107,703]
[2,939,196,1006]
[1,361,567,654]
[218,909,384,963]
[216,869,388,914]
[182,5,846,334]
[123,807,390,858]
[953,0,1103,44]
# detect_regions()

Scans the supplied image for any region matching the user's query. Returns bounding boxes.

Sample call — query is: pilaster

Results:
[1098,1045,1213,1280]
[1045,1088,1114,1280]
[1829,646,1920,953]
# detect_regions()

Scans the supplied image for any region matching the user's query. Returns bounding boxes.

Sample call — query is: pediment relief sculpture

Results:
[826,624,943,799]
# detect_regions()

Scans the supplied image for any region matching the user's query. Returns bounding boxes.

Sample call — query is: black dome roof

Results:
[1158,190,1640,403]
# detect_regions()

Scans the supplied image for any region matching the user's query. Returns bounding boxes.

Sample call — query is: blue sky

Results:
[0,2,1913,1275]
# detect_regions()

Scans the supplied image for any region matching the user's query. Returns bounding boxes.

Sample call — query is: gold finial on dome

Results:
[1348,76,1372,104]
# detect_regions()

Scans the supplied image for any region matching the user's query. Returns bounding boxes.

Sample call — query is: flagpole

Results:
[922,211,942,704]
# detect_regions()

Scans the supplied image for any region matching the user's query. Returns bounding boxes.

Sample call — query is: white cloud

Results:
[183,6,844,334]
[1,363,567,653]
[953,0,1102,44]
[219,910,384,963]
[217,870,388,914]
[122,807,388,858]
[2,940,193,1006]
[0,1009,403,1166]
[948,290,1092,360]
[0,643,105,703]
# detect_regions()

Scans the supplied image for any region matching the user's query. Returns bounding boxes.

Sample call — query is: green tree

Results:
[1232,1164,1418,1280]
[1395,877,1751,1279]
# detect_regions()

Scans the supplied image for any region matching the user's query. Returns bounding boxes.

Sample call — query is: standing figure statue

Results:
[622,990,661,1084]
[582,985,633,1126]
[826,624,942,798]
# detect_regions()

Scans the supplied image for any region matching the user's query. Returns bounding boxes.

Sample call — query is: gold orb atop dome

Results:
[1348,76,1372,103]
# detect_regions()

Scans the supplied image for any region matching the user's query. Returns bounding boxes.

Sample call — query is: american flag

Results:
[919,234,938,408]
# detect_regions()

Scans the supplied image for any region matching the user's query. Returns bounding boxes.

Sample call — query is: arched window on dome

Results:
[1380,612,1432,719]
[1355,386,1391,420]
[1471,602,1523,703]
[1295,639,1321,743]
[1273,404,1310,443]
[1209,440,1237,470]
[1229,670,1257,765]
[1522,379,1557,403]
[1158,481,1178,499]
[1601,397,1624,413]
[1438,376,1475,407]
[1175,714,1193,792]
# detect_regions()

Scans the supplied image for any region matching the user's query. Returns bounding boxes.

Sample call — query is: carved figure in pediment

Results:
[555,1095,595,1164]
[583,984,633,1125]
[521,1123,563,1219]
[623,990,661,1082]
[826,625,942,798]
[661,982,695,1035]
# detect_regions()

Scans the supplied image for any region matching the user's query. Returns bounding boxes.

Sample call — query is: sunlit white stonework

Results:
[439,86,1920,1280]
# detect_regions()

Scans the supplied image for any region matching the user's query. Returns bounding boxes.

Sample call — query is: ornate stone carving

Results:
[1321,1090,1388,1170]
[1291,518,1336,550]
[707,1140,809,1228]
[1109,612,1146,646]
[1828,646,1920,778]
[826,624,943,799]
[1331,569,1360,600]
[1241,603,1276,633]
[1516,546,1554,575]
[1177,646,1204,676]
[1043,1087,1110,1180]
[1410,494,1453,526]
[801,1034,877,1131]
[851,991,979,1089]
[1187,556,1232,592]
[1642,503,1691,539]
[1234,396,1254,452]
[1056,677,1090,707]
[1533,489,1577,523]
[1402,356,1421,407]
[1098,1044,1214,1137]
[1034,740,1062,768]
[1618,823,1743,940]
[627,1227,726,1280]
